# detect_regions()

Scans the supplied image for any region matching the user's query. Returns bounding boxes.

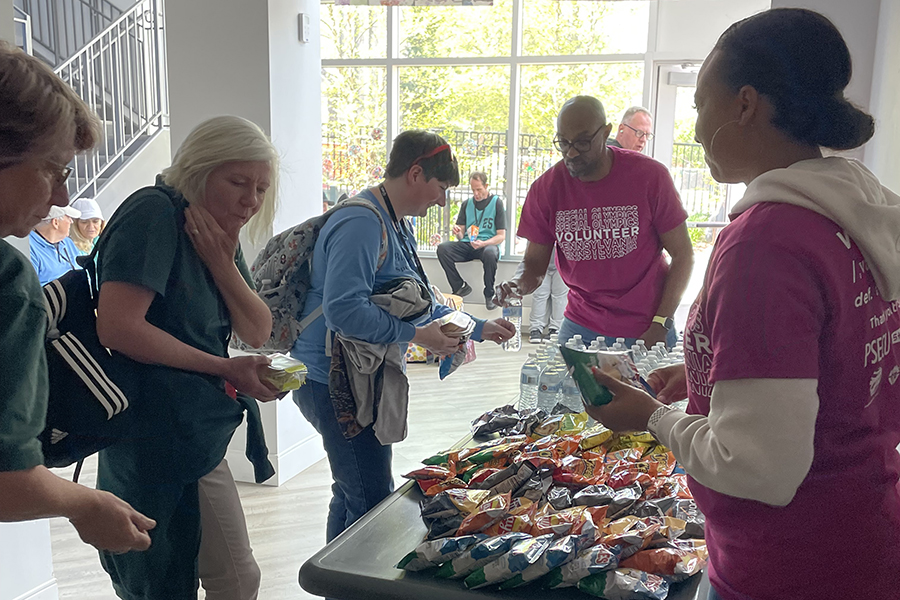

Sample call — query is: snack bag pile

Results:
[397,409,706,598]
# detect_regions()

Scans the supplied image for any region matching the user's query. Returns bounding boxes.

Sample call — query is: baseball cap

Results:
[45,205,82,220]
[70,198,103,220]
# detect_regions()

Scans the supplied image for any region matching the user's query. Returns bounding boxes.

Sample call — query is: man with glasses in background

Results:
[495,96,693,349]
[608,106,654,152]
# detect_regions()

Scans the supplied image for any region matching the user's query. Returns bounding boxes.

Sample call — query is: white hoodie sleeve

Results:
[650,378,819,507]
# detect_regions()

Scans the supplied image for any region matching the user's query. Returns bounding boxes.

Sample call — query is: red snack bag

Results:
[553,455,607,486]
[424,477,468,497]
[418,478,442,494]
[620,543,707,579]
[456,493,512,535]
[404,465,455,481]
[466,467,502,487]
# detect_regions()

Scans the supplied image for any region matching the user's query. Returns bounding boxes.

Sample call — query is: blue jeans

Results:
[293,380,394,542]
[557,317,678,350]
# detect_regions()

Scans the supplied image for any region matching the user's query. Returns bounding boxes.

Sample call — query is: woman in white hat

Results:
[69,197,104,254]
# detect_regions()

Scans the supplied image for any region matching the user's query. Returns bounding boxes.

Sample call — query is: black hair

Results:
[713,8,874,150]
[385,130,460,187]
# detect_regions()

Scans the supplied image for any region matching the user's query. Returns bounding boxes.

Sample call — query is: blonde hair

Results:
[69,218,105,253]
[0,41,101,161]
[161,116,279,243]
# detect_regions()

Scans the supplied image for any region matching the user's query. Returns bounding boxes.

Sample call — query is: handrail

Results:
[54,0,166,200]
[13,6,34,55]
[14,0,123,66]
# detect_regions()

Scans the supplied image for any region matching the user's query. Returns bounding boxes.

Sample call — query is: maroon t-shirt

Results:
[684,202,900,599]
[517,147,687,337]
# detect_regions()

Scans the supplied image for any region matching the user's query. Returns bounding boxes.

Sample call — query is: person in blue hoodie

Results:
[291,130,516,543]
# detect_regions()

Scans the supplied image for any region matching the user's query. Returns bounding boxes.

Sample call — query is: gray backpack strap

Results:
[297,304,323,334]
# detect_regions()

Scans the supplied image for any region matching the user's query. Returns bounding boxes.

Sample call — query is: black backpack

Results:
[39,238,134,472]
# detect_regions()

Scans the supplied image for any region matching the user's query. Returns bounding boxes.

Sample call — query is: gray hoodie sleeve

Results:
[651,378,819,507]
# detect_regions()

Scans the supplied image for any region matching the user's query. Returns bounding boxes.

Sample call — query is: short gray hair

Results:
[620,106,652,125]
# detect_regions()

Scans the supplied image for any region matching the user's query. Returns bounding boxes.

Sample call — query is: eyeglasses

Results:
[43,159,73,186]
[553,125,606,154]
[621,123,654,141]
[0,157,72,186]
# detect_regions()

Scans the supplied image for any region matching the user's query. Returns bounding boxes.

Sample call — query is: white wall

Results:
[0,0,14,42]
[0,521,58,600]
[654,0,771,61]
[165,0,325,485]
[866,0,900,192]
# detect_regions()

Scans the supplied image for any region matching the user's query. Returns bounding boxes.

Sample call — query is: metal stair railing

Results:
[14,0,123,66]
[13,6,34,55]
[53,0,166,200]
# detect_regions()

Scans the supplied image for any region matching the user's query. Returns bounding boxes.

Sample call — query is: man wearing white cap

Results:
[28,204,82,285]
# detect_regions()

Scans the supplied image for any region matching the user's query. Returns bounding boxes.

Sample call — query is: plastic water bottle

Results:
[636,339,649,359]
[502,298,522,352]
[595,337,609,351]
[612,337,627,351]
[537,359,566,412]
[571,334,586,351]
[518,353,540,411]
[560,371,583,413]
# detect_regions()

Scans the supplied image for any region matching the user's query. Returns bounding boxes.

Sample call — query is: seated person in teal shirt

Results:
[28,204,82,285]
[436,171,507,309]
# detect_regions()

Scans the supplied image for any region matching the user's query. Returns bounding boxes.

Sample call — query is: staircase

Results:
[14,0,168,202]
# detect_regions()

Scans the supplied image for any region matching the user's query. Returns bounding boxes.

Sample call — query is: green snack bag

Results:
[558,347,642,407]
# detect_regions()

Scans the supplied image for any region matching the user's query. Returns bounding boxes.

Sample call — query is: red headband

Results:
[411,144,453,166]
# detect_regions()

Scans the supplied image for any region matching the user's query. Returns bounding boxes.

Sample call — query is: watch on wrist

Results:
[652,315,674,331]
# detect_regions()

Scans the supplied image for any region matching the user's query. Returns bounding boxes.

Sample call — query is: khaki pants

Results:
[198,459,261,600]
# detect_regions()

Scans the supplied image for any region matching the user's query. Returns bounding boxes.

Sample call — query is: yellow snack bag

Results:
[258,353,308,392]
[579,424,615,450]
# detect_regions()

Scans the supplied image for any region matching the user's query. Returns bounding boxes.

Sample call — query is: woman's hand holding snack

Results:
[586,367,665,432]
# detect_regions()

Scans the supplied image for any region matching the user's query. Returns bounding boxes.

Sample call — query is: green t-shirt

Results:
[0,239,48,471]
[95,184,255,484]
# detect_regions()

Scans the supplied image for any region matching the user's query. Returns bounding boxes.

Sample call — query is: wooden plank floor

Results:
[48,341,527,599]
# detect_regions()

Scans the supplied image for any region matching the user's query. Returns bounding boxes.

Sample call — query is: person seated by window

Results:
[607,106,654,153]
[29,204,82,285]
[436,171,506,310]
[69,197,105,255]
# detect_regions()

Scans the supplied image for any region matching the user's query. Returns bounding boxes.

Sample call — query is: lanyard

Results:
[378,185,430,287]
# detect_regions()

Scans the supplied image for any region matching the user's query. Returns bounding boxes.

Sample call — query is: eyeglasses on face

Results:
[0,157,72,186]
[621,123,654,141]
[553,124,606,154]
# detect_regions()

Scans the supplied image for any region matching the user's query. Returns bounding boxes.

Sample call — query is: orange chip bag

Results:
[444,488,492,513]
[620,543,707,579]
[456,493,512,535]
[417,479,441,494]
[553,455,607,486]
[530,506,591,537]
[643,475,693,501]
[482,497,537,536]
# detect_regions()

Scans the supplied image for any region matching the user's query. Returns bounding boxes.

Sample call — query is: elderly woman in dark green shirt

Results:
[0,41,154,553]
[94,116,282,600]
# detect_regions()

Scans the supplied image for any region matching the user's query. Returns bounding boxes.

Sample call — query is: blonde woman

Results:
[0,41,154,552]
[94,116,282,600]
[69,197,105,254]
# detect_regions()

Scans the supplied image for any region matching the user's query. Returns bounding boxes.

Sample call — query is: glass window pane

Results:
[399,0,512,58]
[399,65,510,251]
[322,67,387,200]
[321,5,386,60]
[522,0,650,56]
[513,62,644,253]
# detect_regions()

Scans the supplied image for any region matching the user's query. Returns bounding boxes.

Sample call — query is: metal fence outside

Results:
[322,133,728,256]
